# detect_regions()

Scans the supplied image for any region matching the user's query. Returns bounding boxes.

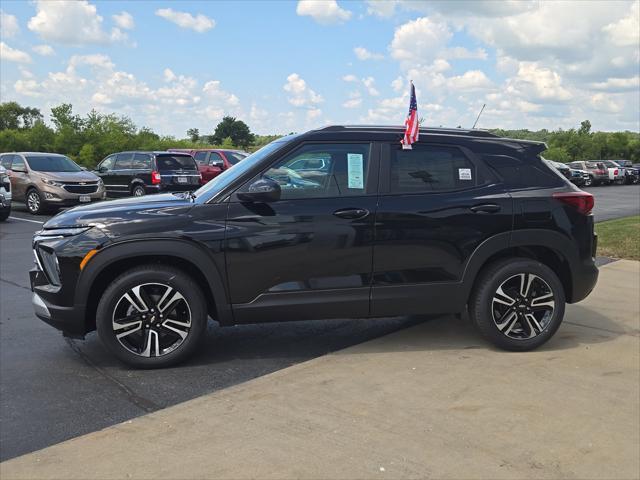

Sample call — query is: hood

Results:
[34,170,100,182]
[43,193,195,231]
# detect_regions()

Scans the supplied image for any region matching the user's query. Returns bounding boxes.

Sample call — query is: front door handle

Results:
[333,208,370,219]
[470,204,501,214]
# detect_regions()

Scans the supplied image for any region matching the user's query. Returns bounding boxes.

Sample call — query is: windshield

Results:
[26,155,82,172]
[194,138,292,201]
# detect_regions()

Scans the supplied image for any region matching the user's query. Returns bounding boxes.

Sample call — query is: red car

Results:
[168,149,249,184]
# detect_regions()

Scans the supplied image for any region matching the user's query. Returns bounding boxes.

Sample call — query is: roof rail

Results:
[316,125,499,138]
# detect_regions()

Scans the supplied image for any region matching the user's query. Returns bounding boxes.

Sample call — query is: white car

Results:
[601,160,625,185]
[0,165,11,221]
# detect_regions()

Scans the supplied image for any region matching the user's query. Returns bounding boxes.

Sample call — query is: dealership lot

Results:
[1,184,639,461]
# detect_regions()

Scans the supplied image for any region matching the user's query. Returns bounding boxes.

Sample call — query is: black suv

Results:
[31,126,598,368]
[94,151,201,197]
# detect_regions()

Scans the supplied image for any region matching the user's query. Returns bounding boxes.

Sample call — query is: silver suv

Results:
[0,165,11,221]
[0,153,105,214]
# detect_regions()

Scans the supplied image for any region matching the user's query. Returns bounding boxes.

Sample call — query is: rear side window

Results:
[193,152,208,165]
[131,153,151,169]
[156,154,198,171]
[224,151,246,165]
[114,153,132,170]
[390,145,477,193]
[0,155,14,168]
[483,154,564,188]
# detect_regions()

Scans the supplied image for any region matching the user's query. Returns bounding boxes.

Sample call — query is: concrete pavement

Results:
[2,260,639,480]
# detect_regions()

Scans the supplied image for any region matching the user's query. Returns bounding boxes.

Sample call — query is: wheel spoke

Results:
[531,292,555,309]
[519,273,534,298]
[141,329,160,357]
[493,285,516,307]
[123,285,151,312]
[523,313,543,338]
[113,320,142,340]
[157,286,185,315]
[161,319,190,340]
[496,309,518,333]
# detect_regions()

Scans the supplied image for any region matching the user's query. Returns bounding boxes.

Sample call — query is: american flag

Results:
[401,81,419,149]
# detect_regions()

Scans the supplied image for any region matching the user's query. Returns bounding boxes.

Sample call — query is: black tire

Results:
[0,206,10,221]
[26,188,46,215]
[131,184,146,197]
[469,258,565,351]
[96,265,208,368]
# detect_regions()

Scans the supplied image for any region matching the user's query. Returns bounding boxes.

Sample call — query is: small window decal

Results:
[347,153,364,189]
[458,168,472,180]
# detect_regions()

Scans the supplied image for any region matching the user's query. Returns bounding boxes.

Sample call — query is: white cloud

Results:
[354,46,384,61]
[296,0,352,25]
[508,62,572,102]
[283,73,323,107]
[603,1,639,46]
[445,47,488,60]
[447,70,494,92]
[163,68,177,82]
[0,42,31,63]
[365,0,398,17]
[589,76,640,92]
[28,0,129,46]
[390,17,451,65]
[343,96,362,109]
[590,93,623,113]
[1,10,19,38]
[342,74,358,82]
[203,80,240,107]
[32,44,55,56]
[155,8,215,33]
[112,11,134,30]
[362,76,380,96]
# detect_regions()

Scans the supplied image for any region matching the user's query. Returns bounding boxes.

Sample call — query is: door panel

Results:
[225,142,379,323]
[10,155,28,200]
[371,143,513,316]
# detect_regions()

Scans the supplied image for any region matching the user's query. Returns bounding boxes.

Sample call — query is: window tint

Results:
[223,151,246,165]
[155,154,198,171]
[252,143,370,200]
[193,151,208,165]
[132,153,151,169]
[99,155,115,171]
[0,155,14,168]
[390,145,476,193]
[209,152,223,165]
[483,154,564,188]
[114,153,132,170]
[11,156,26,171]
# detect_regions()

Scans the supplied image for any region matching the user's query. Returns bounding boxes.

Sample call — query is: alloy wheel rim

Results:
[112,283,192,357]
[491,273,555,340]
[27,192,40,212]
[133,188,144,196]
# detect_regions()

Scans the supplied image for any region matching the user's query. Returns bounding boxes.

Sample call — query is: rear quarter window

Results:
[482,154,565,188]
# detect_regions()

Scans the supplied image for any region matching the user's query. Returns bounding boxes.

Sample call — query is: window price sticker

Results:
[458,168,472,180]
[348,153,364,189]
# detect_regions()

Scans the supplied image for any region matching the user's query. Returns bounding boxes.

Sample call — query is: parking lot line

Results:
[8,216,44,224]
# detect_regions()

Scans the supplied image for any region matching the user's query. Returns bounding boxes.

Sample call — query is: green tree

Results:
[212,116,254,148]
[0,102,42,130]
[78,144,96,167]
[221,136,235,148]
[187,128,200,143]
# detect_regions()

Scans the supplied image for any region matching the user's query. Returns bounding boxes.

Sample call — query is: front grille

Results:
[63,183,98,194]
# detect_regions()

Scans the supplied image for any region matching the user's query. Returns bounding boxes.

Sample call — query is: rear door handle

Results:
[333,208,370,219]
[470,204,501,214]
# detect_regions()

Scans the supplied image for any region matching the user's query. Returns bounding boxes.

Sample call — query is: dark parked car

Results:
[168,149,248,184]
[31,125,598,368]
[94,151,201,197]
[568,161,608,186]
[612,160,639,184]
[545,159,587,187]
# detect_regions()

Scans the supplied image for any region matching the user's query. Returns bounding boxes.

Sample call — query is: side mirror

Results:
[237,177,281,203]
[11,165,26,173]
[210,160,223,168]
[98,166,108,173]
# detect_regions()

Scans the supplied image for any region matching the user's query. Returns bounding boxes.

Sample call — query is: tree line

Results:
[0,102,638,168]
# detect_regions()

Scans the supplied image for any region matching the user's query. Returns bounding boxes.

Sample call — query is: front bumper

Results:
[0,192,11,208]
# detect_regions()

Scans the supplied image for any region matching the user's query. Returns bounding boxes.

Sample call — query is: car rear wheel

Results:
[131,185,146,197]
[469,258,565,351]
[0,206,10,222]
[96,265,208,368]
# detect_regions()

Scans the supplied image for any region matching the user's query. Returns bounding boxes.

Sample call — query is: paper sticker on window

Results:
[347,153,364,189]
[458,168,472,180]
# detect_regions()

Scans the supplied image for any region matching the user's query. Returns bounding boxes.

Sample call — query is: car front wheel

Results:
[469,258,565,351]
[26,188,45,215]
[131,185,146,197]
[96,265,208,368]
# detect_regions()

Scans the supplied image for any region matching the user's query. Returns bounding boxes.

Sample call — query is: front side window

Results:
[390,145,476,193]
[223,151,246,165]
[209,152,223,165]
[99,155,115,171]
[257,143,370,200]
[114,153,132,170]
[25,155,80,172]
[0,155,14,168]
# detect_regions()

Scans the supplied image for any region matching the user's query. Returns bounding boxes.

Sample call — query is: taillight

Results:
[553,191,594,215]
[614,169,618,175]
[151,171,161,185]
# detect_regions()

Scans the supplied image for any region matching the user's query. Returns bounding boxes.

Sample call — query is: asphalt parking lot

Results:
[1,184,638,462]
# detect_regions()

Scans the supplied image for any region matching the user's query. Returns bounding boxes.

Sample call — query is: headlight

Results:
[34,226,92,240]
[97,178,104,186]
[42,178,63,187]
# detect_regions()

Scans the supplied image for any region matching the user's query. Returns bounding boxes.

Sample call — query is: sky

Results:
[0,0,638,137]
